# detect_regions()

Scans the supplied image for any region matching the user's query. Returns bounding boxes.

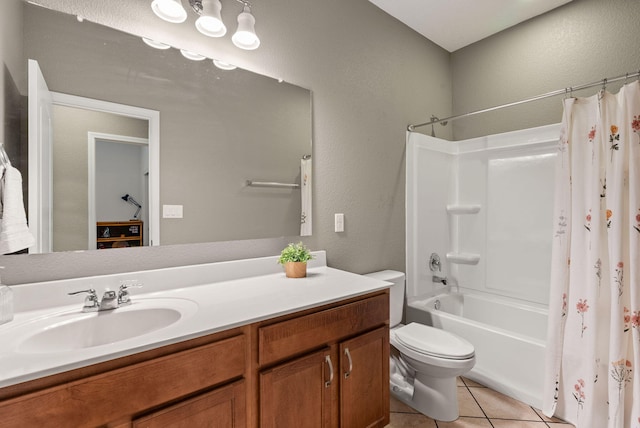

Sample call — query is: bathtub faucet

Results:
[432,275,447,285]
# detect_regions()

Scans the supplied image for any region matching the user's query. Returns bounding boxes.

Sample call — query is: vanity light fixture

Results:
[150,0,260,50]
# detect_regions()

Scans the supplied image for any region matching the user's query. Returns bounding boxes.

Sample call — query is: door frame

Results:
[88,132,150,250]
[51,92,160,248]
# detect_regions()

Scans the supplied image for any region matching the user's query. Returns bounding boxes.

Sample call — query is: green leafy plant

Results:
[278,242,314,264]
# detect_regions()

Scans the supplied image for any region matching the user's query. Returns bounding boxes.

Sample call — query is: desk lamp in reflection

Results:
[121,194,142,220]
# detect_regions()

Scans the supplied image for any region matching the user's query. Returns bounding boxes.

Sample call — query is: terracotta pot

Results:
[284,261,307,278]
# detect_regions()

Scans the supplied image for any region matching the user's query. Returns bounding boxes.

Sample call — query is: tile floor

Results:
[386,377,574,428]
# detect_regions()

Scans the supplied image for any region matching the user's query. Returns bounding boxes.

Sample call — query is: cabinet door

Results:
[340,327,389,428]
[133,380,245,428]
[260,348,333,428]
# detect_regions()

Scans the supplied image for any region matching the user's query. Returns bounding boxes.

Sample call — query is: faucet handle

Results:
[68,288,99,311]
[118,281,143,305]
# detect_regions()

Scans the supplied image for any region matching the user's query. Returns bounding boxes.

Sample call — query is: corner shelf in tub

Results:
[446,204,481,215]
[446,252,480,265]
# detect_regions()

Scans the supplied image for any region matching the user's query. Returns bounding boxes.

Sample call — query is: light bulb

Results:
[195,0,227,37]
[151,0,187,23]
[180,49,207,61]
[213,59,237,70]
[232,5,260,50]
[142,37,171,50]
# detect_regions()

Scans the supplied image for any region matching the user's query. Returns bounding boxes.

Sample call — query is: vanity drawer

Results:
[0,334,246,428]
[258,293,388,366]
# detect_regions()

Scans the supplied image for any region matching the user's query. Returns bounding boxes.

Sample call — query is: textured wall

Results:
[0,0,451,284]
[450,0,640,140]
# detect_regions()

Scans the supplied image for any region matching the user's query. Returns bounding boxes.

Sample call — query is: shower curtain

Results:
[543,81,640,428]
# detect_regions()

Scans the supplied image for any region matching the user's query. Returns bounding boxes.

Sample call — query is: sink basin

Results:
[16,298,198,353]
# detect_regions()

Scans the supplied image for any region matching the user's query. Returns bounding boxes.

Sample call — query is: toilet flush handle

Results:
[344,348,353,379]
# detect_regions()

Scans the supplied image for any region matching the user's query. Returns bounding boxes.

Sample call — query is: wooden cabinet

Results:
[97,220,143,249]
[0,290,389,428]
[260,349,333,428]
[339,328,389,428]
[257,293,390,428]
[133,380,246,428]
[0,334,246,428]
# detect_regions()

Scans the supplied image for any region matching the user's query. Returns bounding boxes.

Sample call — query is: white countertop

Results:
[0,252,390,388]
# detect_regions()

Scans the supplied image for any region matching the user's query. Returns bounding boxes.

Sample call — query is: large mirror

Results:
[20,2,312,253]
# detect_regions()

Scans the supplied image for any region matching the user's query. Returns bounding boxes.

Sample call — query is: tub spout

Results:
[432,275,447,285]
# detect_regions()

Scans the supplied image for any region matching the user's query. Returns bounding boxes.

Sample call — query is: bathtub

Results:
[405,291,548,409]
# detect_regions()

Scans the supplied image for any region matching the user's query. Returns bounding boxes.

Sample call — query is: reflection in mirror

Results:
[22,2,312,254]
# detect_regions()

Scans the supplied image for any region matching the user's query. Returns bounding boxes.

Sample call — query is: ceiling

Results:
[368,0,573,52]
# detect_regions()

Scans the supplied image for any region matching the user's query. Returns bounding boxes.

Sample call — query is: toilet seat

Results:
[393,323,474,360]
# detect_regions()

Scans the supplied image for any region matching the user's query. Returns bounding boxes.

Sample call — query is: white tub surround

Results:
[405,124,559,410]
[0,251,390,388]
[406,124,559,303]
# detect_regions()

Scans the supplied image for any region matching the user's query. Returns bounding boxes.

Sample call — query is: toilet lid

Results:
[394,323,475,360]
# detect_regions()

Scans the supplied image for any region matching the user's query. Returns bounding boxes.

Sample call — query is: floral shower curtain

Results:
[543,80,640,428]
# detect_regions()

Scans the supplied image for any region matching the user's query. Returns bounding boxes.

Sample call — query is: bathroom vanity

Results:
[0,252,390,427]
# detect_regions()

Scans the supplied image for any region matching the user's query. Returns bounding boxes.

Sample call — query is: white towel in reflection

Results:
[300,157,312,236]
[0,165,35,254]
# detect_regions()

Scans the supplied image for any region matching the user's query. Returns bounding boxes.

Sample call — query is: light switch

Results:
[163,204,183,218]
[335,213,344,232]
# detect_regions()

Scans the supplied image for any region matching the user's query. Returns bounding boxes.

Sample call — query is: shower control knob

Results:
[429,253,441,272]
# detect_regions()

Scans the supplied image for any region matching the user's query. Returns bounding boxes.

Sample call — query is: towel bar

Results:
[246,180,300,189]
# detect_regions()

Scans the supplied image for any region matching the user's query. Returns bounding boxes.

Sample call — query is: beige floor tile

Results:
[390,396,419,414]
[436,416,492,427]
[385,412,437,427]
[532,408,573,425]
[461,377,485,388]
[469,387,541,420]
[490,420,549,427]
[457,377,466,386]
[457,387,485,418]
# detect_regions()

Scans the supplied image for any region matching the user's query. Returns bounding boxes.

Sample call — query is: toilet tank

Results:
[365,270,405,327]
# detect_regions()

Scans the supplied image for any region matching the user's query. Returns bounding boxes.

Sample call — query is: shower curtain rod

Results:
[407,70,640,131]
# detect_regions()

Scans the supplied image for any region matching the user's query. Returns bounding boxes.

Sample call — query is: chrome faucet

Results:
[68,288,100,312]
[69,282,142,312]
[99,290,118,310]
[117,281,143,306]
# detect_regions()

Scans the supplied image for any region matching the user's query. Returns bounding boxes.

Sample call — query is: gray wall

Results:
[0,0,451,284]
[450,0,640,140]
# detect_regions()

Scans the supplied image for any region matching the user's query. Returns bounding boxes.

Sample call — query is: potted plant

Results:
[278,242,314,278]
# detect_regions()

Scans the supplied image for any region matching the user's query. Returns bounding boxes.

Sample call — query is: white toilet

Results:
[366,270,475,422]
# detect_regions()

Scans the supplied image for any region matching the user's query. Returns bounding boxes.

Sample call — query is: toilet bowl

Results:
[365,270,475,422]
